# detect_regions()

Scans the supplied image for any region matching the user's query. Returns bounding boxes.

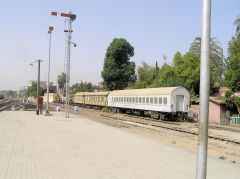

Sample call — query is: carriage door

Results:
[176,95,184,111]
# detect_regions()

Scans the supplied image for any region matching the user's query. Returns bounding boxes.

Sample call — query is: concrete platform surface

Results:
[0,111,239,179]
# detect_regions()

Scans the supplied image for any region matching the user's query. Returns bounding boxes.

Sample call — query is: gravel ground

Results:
[49,102,240,164]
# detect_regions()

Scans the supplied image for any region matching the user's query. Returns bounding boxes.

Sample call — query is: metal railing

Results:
[230,115,240,125]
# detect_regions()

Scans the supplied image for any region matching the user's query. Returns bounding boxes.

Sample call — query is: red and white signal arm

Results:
[51,12,76,21]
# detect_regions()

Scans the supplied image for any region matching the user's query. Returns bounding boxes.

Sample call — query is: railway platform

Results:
[0,111,239,179]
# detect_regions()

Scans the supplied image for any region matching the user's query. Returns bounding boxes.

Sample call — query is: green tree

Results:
[57,72,66,94]
[189,37,225,86]
[157,63,175,87]
[70,81,94,94]
[101,38,136,90]
[225,38,240,91]
[135,61,154,88]
[234,14,240,39]
[27,84,44,98]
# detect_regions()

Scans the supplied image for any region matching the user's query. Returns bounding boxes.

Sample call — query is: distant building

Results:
[94,82,104,92]
[190,96,228,125]
[27,80,57,93]
[27,80,51,88]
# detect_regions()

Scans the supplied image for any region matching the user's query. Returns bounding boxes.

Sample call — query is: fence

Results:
[230,115,240,125]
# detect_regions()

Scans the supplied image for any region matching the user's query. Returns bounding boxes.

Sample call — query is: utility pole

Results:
[196,0,211,179]
[30,60,43,115]
[46,26,54,114]
[51,11,76,118]
[36,60,40,115]
[155,61,158,88]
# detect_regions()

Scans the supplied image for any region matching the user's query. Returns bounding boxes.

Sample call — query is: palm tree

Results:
[57,72,66,94]
[234,14,240,39]
[189,37,225,86]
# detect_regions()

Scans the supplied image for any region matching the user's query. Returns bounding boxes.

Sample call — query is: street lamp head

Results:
[48,26,54,34]
[70,42,77,47]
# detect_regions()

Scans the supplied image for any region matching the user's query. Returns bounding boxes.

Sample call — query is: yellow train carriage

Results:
[73,92,86,105]
[84,92,109,107]
[43,93,58,102]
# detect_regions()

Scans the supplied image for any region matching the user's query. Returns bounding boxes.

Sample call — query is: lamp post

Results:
[46,26,54,114]
[196,0,211,179]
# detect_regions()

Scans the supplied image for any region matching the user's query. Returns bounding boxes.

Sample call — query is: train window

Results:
[136,97,138,103]
[150,97,153,104]
[164,97,167,104]
[146,97,149,104]
[124,97,126,102]
[139,97,141,103]
[142,97,145,103]
[129,97,131,103]
[132,97,135,103]
[154,97,158,104]
[159,97,162,104]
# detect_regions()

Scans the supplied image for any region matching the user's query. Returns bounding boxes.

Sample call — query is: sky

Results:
[0,0,239,91]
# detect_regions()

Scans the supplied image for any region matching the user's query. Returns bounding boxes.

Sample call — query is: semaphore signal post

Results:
[51,11,76,118]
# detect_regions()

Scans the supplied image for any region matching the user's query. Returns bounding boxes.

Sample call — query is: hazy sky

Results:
[0,0,239,90]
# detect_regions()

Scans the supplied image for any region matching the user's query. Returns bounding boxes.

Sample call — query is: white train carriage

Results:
[108,87,190,120]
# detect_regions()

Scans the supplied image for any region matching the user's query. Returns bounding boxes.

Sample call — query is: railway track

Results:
[0,99,22,112]
[100,113,240,145]
[53,101,240,145]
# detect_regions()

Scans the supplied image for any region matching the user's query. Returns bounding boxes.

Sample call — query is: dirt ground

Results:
[49,103,240,164]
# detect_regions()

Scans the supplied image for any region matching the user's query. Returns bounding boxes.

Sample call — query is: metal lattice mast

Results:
[65,16,72,118]
[51,11,76,118]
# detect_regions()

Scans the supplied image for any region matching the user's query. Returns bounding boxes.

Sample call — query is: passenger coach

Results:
[108,87,190,120]
[73,91,109,108]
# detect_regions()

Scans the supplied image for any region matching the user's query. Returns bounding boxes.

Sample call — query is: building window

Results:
[142,97,145,103]
[154,97,158,104]
[139,97,141,103]
[164,97,167,104]
[136,97,138,103]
